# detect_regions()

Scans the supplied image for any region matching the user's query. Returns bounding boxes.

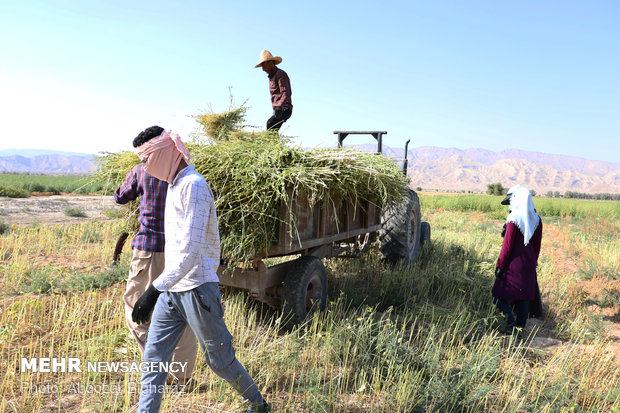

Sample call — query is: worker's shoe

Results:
[248,398,271,413]
[178,378,197,393]
[494,318,517,335]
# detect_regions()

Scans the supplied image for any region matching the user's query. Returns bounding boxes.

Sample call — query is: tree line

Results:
[486,183,619,200]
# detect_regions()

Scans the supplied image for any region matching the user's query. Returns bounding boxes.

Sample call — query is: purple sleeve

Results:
[533,219,543,262]
[497,222,517,269]
[274,72,292,107]
[114,167,139,204]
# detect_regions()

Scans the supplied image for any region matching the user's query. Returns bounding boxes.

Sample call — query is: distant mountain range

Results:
[0,150,96,174]
[353,145,620,194]
[1,147,619,193]
[0,149,94,158]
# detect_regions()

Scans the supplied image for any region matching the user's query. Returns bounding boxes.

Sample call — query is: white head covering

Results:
[505,185,540,246]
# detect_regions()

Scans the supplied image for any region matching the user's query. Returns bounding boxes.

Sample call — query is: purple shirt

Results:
[493,220,543,301]
[114,164,167,252]
[268,67,293,109]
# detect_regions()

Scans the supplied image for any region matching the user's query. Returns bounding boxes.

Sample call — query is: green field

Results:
[0,194,618,412]
[420,193,620,219]
[0,174,105,196]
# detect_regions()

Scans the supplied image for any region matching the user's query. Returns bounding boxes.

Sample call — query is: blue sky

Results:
[1,1,618,162]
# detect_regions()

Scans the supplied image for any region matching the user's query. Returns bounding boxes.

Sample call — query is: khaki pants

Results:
[123,249,196,381]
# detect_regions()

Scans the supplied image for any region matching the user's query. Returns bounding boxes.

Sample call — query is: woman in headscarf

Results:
[493,185,543,331]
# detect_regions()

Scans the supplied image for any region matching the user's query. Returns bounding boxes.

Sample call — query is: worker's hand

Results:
[495,267,504,280]
[501,223,507,238]
[132,284,162,325]
[273,106,284,120]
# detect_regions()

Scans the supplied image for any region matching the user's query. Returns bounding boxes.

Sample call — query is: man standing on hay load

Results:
[114,125,197,388]
[130,127,270,413]
[255,49,293,131]
[493,185,543,334]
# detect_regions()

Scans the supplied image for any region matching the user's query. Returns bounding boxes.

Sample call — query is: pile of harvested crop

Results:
[191,133,408,264]
[93,151,141,237]
[94,109,409,266]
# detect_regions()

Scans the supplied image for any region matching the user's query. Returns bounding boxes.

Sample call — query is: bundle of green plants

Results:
[92,151,141,236]
[193,105,247,141]
[191,132,408,265]
[92,108,408,266]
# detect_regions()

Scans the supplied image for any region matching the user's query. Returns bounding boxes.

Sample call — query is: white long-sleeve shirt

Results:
[153,165,220,292]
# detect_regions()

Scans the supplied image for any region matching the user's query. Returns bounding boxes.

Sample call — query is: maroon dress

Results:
[492,219,543,301]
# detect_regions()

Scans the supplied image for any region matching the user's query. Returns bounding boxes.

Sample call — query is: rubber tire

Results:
[380,189,422,265]
[420,221,431,248]
[282,256,328,324]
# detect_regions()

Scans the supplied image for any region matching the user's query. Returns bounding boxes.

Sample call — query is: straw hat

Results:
[254,50,282,68]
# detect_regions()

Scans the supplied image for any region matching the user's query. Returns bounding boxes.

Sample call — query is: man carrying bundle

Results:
[130,126,270,413]
[114,125,196,388]
[255,49,293,131]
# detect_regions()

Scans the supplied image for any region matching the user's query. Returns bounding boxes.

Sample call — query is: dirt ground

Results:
[0,194,118,225]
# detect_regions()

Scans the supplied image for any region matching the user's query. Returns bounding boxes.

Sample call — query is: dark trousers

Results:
[266,107,292,131]
[493,295,529,328]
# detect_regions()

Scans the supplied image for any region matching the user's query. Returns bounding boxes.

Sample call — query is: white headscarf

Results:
[505,185,540,246]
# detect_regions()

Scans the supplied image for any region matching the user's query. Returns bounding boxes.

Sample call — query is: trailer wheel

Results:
[420,221,431,248]
[282,256,328,324]
[380,189,421,265]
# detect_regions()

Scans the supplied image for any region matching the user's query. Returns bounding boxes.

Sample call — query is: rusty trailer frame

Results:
[217,130,415,316]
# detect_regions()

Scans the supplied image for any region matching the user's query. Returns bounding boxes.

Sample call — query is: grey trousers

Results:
[124,249,196,381]
[138,282,262,412]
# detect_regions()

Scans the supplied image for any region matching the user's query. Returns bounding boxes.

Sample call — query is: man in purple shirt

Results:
[114,125,197,387]
[255,50,293,131]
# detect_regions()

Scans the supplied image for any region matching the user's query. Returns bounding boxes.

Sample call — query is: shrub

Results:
[0,185,30,198]
[28,183,46,193]
[19,266,54,293]
[64,207,87,218]
[0,220,9,235]
[101,208,124,219]
[61,263,128,291]
[486,183,505,196]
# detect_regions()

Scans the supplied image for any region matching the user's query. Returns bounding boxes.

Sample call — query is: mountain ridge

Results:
[0,153,96,174]
[346,145,620,194]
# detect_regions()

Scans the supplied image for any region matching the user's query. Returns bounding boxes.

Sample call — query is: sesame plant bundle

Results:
[190,132,409,265]
[92,107,409,266]
[92,151,141,236]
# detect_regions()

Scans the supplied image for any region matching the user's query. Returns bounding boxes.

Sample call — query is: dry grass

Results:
[0,200,618,412]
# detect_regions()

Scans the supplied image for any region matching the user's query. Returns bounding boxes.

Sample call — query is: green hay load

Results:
[94,109,409,266]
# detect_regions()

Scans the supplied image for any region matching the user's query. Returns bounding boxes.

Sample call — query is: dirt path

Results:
[0,195,118,225]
